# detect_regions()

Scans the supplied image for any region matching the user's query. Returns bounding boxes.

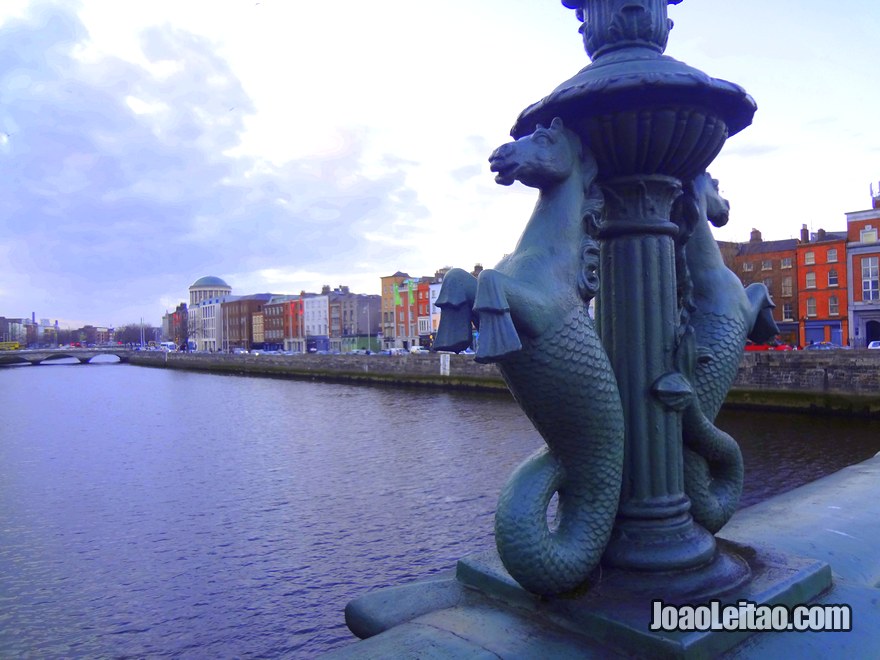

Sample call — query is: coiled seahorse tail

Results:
[492,304,623,596]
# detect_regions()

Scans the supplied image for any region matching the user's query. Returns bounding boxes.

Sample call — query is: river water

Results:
[2,361,880,657]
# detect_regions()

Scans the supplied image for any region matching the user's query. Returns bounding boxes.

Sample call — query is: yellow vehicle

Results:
[0,341,21,351]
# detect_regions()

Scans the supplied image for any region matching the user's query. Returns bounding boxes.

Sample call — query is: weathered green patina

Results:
[434,118,624,596]
[673,172,778,533]
[336,1,843,655]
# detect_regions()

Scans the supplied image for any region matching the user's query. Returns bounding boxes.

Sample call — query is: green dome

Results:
[190,276,230,289]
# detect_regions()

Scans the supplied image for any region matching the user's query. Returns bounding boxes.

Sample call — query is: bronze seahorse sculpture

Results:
[434,117,624,596]
[674,172,779,533]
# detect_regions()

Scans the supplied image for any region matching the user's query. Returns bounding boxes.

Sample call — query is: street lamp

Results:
[363,303,372,352]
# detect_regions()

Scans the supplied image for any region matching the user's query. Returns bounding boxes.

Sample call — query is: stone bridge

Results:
[0,347,139,366]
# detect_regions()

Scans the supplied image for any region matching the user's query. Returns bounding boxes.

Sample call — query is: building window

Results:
[742,262,754,272]
[828,296,839,316]
[862,226,878,244]
[827,248,838,263]
[804,251,815,265]
[806,297,816,317]
[828,269,838,287]
[763,278,772,289]
[780,257,792,269]
[863,256,879,301]
[782,302,793,321]
[805,272,816,289]
[781,276,792,297]
[761,260,772,271]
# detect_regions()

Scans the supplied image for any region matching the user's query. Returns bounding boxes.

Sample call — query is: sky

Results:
[0,0,877,328]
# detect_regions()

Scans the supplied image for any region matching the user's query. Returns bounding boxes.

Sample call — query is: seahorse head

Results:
[488,117,583,189]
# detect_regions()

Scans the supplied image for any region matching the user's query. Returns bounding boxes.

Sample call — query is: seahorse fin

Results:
[434,269,477,352]
[473,271,521,363]
[434,308,475,353]
[745,283,780,344]
[435,270,476,309]
[474,311,522,363]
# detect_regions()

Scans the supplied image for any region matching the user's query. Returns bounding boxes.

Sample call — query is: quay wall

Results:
[128,350,880,416]
[128,351,508,391]
[728,350,880,416]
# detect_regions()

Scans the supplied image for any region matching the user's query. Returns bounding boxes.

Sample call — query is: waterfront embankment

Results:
[128,350,880,416]
[129,351,507,391]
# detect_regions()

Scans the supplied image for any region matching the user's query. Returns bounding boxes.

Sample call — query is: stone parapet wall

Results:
[729,351,880,416]
[128,350,880,415]
[128,351,507,391]
[733,351,880,395]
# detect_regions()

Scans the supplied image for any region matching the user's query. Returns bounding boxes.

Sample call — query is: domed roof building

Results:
[191,275,229,288]
[189,276,231,306]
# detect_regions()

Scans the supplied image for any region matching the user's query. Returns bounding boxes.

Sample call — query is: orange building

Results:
[796,228,848,346]
[380,272,411,349]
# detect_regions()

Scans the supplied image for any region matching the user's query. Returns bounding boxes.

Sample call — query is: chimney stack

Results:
[749,228,762,243]
[817,228,826,241]
[800,224,809,243]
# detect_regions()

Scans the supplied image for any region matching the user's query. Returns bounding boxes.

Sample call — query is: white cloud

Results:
[1,0,879,326]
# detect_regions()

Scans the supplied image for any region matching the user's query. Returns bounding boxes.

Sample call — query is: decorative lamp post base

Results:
[337,542,830,659]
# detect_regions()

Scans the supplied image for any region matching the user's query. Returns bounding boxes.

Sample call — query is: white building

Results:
[188,276,232,351]
[428,281,443,335]
[192,296,236,352]
[303,295,329,350]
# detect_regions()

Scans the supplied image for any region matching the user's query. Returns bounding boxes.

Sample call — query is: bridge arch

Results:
[0,349,132,366]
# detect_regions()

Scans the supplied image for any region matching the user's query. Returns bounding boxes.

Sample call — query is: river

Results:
[2,360,879,657]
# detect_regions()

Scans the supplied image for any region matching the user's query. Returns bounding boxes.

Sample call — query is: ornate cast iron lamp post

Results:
[512,0,756,586]
[341,2,837,655]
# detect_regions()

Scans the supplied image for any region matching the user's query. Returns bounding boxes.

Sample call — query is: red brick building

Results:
[222,294,273,351]
[796,228,848,346]
[263,295,306,352]
[394,277,420,349]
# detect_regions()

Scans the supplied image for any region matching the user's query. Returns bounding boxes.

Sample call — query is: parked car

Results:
[804,342,840,350]
[745,338,794,351]
[868,341,880,350]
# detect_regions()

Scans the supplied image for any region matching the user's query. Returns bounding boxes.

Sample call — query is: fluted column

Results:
[597,175,715,570]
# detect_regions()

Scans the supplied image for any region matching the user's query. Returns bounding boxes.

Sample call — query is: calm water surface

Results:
[2,361,879,658]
